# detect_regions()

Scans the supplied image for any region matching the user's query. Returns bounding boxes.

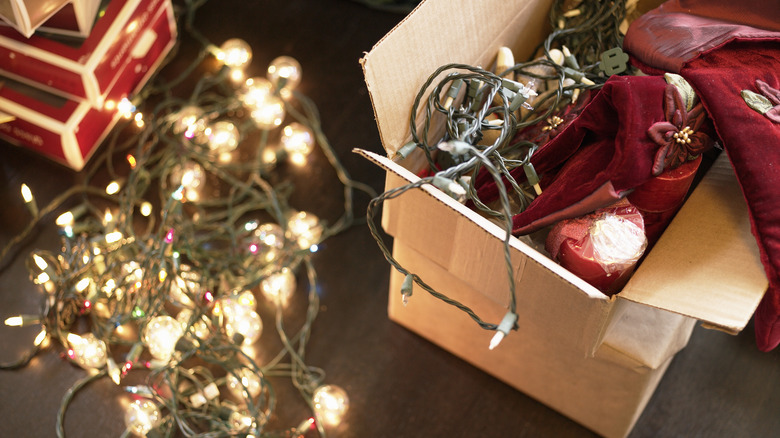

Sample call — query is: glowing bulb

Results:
[312,384,349,427]
[105,181,121,195]
[143,315,184,362]
[20,183,33,203]
[223,304,263,345]
[75,277,91,293]
[247,223,285,263]
[240,77,274,109]
[124,400,161,436]
[229,409,256,432]
[260,268,296,306]
[56,211,74,227]
[67,333,108,369]
[174,105,204,135]
[33,254,48,270]
[236,290,257,309]
[250,95,285,129]
[117,98,135,118]
[207,121,239,154]
[4,316,23,326]
[106,231,123,244]
[267,56,302,91]
[227,367,263,399]
[33,328,47,346]
[287,211,323,249]
[140,202,152,217]
[281,122,315,166]
[217,38,252,69]
[170,161,204,202]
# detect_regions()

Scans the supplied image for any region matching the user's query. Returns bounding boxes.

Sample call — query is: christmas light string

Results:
[366,0,632,349]
[1,0,369,436]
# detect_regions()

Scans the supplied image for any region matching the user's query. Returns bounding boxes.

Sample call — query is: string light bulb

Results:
[286,211,322,250]
[169,161,205,202]
[205,121,240,155]
[249,95,285,129]
[247,222,285,263]
[312,384,349,427]
[222,301,263,345]
[240,77,274,109]
[216,38,252,70]
[260,268,296,306]
[267,56,302,97]
[280,122,315,166]
[174,105,205,136]
[227,367,263,399]
[66,333,108,369]
[124,399,161,436]
[142,315,184,362]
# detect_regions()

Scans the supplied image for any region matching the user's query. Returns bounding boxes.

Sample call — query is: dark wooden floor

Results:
[1,1,778,437]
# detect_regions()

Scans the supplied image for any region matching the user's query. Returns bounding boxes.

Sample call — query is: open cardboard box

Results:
[357,0,768,436]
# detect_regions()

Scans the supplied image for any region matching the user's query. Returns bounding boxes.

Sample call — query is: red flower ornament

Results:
[647,84,712,176]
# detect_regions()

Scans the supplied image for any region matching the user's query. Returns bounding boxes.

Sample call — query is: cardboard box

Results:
[0,0,169,108]
[358,0,769,436]
[0,0,174,170]
[0,0,72,37]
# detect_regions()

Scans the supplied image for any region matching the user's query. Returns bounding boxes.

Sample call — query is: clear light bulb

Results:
[247,223,285,264]
[267,56,302,91]
[217,38,252,69]
[229,409,257,432]
[124,399,161,436]
[223,304,263,345]
[174,105,205,137]
[280,122,315,166]
[240,77,274,109]
[67,333,107,369]
[250,95,285,129]
[169,161,205,202]
[286,211,323,249]
[206,121,239,154]
[143,315,184,362]
[260,268,296,306]
[227,367,263,399]
[312,384,349,427]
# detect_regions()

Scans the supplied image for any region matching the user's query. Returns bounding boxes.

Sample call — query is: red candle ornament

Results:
[546,199,647,295]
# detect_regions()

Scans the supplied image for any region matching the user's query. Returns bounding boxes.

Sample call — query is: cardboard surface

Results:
[361,0,553,156]
[620,153,767,333]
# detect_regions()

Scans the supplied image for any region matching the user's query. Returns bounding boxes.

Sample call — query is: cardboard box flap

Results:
[356,148,608,301]
[620,153,767,334]
[360,0,553,157]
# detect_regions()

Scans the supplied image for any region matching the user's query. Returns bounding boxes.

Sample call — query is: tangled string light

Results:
[1,1,372,436]
[367,0,632,349]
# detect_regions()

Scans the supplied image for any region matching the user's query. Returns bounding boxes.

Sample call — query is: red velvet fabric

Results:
[625,0,780,351]
[475,75,703,235]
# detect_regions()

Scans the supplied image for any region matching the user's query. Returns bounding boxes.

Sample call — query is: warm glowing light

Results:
[107,358,122,385]
[174,106,204,135]
[35,273,50,284]
[230,68,244,82]
[140,202,152,217]
[143,315,184,362]
[247,223,285,263]
[56,211,74,227]
[33,328,47,346]
[267,56,302,91]
[206,121,239,154]
[312,384,349,427]
[106,181,121,195]
[281,122,315,166]
[249,95,285,129]
[75,277,91,293]
[118,98,135,118]
[260,268,296,306]
[106,231,123,244]
[127,154,137,168]
[217,38,252,69]
[4,316,22,326]
[227,367,263,399]
[240,77,274,109]
[67,333,108,369]
[177,308,210,340]
[223,304,263,345]
[124,400,161,436]
[33,254,48,270]
[170,161,205,202]
[169,266,200,307]
[20,184,33,203]
[287,211,322,249]
[158,269,167,283]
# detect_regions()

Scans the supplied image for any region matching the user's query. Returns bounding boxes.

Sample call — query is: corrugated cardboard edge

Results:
[356,148,611,301]
[620,153,767,334]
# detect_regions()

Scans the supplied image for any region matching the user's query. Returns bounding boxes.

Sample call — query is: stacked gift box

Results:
[0,0,177,170]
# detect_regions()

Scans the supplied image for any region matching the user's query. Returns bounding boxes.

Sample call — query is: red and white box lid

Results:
[0,0,170,108]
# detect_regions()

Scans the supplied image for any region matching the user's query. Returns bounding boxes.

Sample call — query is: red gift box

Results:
[0,0,171,108]
[0,0,175,170]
